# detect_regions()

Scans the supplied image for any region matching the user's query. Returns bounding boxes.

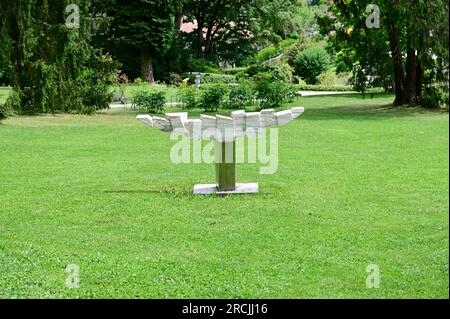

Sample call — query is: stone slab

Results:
[136,115,153,127]
[275,110,294,127]
[193,183,259,195]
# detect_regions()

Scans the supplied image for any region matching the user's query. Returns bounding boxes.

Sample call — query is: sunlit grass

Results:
[0,94,448,298]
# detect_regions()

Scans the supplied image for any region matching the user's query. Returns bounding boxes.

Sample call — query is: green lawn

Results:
[0,94,448,298]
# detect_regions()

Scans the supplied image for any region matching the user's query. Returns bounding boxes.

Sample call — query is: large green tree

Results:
[1,0,114,113]
[180,0,305,62]
[92,0,180,83]
[320,0,449,106]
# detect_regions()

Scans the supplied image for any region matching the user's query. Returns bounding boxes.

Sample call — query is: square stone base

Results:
[193,183,259,195]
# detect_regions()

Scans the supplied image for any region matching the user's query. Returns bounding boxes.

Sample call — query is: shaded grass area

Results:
[0,94,448,298]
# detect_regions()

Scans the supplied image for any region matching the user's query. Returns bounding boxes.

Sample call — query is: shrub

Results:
[180,86,199,109]
[0,101,14,121]
[79,81,114,114]
[294,47,331,84]
[350,65,371,94]
[283,39,313,66]
[297,84,354,92]
[225,81,255,109]
[169,73,183,85]
[223,67,248,75]
[133,88,165,113]
[199,84,229,112]
[422,85,449,110]
[3,89,21,115]
[186,57,222,74]
[263,62,294,83]
[316,71,339,86]
[278,38,298,51]
[256,45,279,63]
[201,73,237,84]
[255,80,290,108]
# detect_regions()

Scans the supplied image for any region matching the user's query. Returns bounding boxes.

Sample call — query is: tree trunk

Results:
[388,24,405,105]
[140,48,155,84]
[175,10,183,30]
[404,38,417,104]
[415,35,425,101]
[415,59,424,100]
[197,22,204,57]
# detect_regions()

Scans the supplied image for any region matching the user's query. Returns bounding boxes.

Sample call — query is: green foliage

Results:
[350,65,373,94]
[283,38,313,66]
[201,73,237,85]
[256,46,279,63]
[133,89,165,114]
[199,84,229,112]
[0,102,13,121]
[316,71,339,86]
[2,89,21,117]
[255,80,291,108]
[1,1,116,114]
[294,47,331,84]
[180,86,200,110]
[278,38,298,51]
[262,63,294,83]
[422,86,449,110]
[186,57,222,74]
[296,84,354,92]
[169,73,183,85]
[225,81,255,109]
[222,67,249,75]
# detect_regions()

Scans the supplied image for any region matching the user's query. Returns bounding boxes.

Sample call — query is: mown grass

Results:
[0,94,448,298]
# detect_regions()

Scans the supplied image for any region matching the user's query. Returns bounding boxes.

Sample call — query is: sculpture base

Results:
[193,183,259,195]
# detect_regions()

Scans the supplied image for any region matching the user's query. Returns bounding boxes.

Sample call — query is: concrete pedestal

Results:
[193,183,259,195]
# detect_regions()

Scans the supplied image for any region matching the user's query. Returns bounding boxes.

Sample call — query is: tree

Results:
[181,0,305,63]
[0,0,116,114]
[319,0,449,106]
[91,0,180,83]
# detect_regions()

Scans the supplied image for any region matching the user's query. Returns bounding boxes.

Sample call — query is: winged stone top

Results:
[136,107,305,141]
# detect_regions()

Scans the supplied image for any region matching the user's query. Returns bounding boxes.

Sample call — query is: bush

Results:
[133,88,165,113]
[283,39,313,66]
[422,85,449,110]
[180,86,199,109]
[294,47,331,84]
[79,81,114,114]
[201,73,237,84]
[199,84,229,112]
[262,62,294,83]
[297,84,354,91]
[0,102,13,121]
[169,73,183,85]
[256,45,279,63]
[255,80,291,108]
[223,67,248,75]
[186,57,222,74]
[316,71,339,86]
[278,38,298,51]
[3,89,21,115]
[225,81,255,109]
